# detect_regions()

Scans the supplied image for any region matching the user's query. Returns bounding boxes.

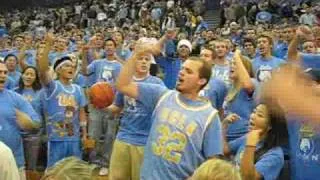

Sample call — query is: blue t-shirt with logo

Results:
[287,118,320,180]
[0,89,40,167]
[252,56,285,82]
[87,59,122,87]
[229,135,284,180]
[138,84,223,180]
[211,64,231,88]
[42,80,87,141]
[115,76,165,146]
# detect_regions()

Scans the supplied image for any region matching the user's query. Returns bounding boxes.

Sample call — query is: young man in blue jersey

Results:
[116,37,223,179]
[38,33,88,167]
[252,34,285,82]
[108,50,165,180]
[81,38,122,175]
[211,39,232,87]
[0,62,40,179]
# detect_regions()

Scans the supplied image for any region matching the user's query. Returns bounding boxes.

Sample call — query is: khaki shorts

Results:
[109,140,144,180]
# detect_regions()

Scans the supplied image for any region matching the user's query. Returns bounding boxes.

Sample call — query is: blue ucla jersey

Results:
[87,59,122,86]
[0,89,40,167]
[287,118,320,180]
[199,78,227,110]
[229,136,284,180]
[252,56,285,82]
[43,80,87,141]
[138,84,223,180]
[211,64,231,88]
[115,75,165,146]
[224,79,259,141]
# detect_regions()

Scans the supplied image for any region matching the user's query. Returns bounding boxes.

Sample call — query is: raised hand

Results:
[296,25,313,41]
[246,129,263,147]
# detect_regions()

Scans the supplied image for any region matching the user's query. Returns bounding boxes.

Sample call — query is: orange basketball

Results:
[89,82,115,109]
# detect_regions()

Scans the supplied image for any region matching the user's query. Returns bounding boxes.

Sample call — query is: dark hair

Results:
[17,66,42,92]
[4,54,18,62]
[105,38,117,47]
[243,38,256,48]
[187,57,212,90]
[254,102,288,163]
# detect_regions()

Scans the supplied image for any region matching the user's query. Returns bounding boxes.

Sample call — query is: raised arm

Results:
[80,45,89,76]
[263,64,320,124]
[287,26,313,63]
[17,45,28,70]
[234,50,254,94]
[115,42,161,99]
[38,33,55,86]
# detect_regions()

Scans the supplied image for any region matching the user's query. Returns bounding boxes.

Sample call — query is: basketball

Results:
[89,82,115,109]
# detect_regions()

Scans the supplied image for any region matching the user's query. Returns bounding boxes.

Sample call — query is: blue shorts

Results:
[47,140,82,168]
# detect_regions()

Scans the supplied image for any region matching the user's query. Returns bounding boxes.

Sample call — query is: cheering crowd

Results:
[1,0,320,180]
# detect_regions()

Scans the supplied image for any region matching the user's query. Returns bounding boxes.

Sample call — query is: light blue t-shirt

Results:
[43,80,87,141]
[229,135,284,180]
[287,117,320,180]
[199,78,227,110]
[224,79,259,141]
[15,88,42,120]
[138,83,223,180]
[116,48,131,61]
[115,75,165,146]
[87,59,122,86]
[0,89,40,167]
[252,56,285,82]
[211,64,231,88]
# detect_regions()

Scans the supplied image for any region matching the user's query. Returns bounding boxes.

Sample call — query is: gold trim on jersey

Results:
[175,93,211,111]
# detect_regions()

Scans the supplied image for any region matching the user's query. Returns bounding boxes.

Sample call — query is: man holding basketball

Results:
[116,35,223,179]
[81,38,122,175]
[107,44,165,180]
[39,33,88,167]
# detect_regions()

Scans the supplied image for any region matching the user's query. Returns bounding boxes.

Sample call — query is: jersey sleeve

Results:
[203,112,223,158]
[137,83,168,111]
[255,147,284,180]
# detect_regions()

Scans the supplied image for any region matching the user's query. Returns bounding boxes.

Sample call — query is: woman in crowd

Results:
[223,102,288,180]
[15,66,43,171]
[223,50,258,141]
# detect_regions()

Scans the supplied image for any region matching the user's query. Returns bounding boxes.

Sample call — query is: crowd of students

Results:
[1,0,320,180]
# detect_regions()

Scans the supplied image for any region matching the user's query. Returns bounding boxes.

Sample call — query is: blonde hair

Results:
[191,158,241,180]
